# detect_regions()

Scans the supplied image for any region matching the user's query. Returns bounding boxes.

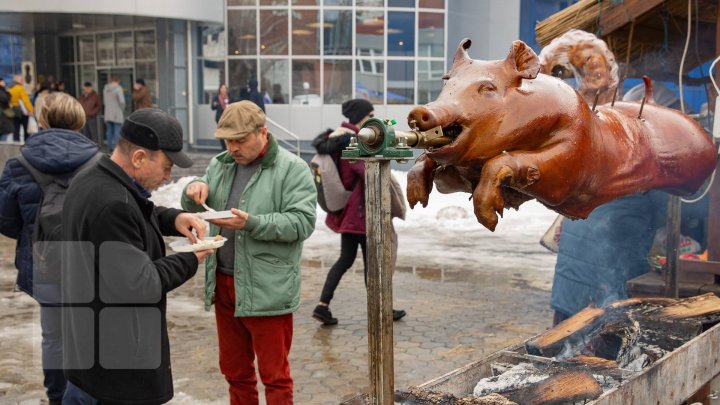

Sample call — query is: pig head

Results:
[406,38,716,231]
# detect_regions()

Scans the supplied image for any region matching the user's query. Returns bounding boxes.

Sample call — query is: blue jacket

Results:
[0,128,99,295]
[551,191,666,316]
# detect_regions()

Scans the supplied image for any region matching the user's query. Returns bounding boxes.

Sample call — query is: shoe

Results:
[393,309,407,321]
[312,305,338,325]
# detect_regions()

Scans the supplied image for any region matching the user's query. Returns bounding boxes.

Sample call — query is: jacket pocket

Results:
[250,254,297,312]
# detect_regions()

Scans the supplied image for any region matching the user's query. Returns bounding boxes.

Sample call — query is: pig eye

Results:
[477,81,496,93]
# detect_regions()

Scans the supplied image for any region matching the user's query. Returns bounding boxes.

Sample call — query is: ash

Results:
[593,374,620,391]
[473,362,548,397]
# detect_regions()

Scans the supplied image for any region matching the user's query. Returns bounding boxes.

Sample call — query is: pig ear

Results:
[505,40,540,81]
[452,38,472,68]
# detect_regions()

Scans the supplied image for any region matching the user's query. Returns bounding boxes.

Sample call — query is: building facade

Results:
[0,0,521,151]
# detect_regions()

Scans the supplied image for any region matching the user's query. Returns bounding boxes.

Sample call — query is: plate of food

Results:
[194,210,235,220]
[169,236,227,253]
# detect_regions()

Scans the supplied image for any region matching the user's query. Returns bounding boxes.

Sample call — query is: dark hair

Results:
[83,81,92,87]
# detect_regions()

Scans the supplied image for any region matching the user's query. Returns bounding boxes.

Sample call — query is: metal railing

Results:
[265,116,302,156]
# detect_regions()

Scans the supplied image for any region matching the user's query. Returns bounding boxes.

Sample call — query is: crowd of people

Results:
[0,68,408,404]
[0,74,154,152]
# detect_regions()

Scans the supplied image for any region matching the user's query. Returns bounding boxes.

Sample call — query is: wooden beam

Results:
[364,159,395,405]
[598,0,666,37]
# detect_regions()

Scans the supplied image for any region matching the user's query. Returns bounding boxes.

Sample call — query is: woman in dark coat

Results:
[311,99,406,325]
[0,92,100,405]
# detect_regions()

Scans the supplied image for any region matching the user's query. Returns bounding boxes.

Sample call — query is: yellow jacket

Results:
[8,84,33,114]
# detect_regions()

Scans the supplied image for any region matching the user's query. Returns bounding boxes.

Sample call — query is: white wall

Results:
[0,0,224,23]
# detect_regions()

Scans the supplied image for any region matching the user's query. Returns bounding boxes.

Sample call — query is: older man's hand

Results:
[175,212,206,243]
[208,208,249,230]
[186,181,209,205]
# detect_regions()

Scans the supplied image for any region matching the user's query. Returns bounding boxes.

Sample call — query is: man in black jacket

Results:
[61,108,214,404]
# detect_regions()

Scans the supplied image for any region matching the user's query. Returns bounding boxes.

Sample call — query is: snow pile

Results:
[150,170,559,272]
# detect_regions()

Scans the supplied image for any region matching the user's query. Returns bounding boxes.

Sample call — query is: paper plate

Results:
[169,237,227,253]
[194,210,235,220]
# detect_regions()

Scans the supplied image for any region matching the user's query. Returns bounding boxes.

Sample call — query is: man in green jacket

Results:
[181,101,316,405]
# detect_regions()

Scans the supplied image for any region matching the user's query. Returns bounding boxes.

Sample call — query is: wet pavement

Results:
[0,234,555,404]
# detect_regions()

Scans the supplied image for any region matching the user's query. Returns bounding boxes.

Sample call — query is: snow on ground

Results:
[151,171,559,275]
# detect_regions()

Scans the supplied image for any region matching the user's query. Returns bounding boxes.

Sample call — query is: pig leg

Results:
[406,153,437,208]
[472,149,572,231]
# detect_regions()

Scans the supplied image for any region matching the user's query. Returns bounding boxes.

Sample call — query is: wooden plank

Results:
[657,293,720,319]
[506,371,603,405]
[364,159,394,405]
[680,259,720,275]
[589,323,720,404]
[598,0,665,36]
[627,271,720,298]
[525,307,605,357]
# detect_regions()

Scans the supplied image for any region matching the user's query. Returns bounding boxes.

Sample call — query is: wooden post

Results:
[664,196,681,298]
[364,159,395,405]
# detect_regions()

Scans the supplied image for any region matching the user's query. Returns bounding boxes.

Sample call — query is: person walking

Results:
[102,76,125,152]
[8,74,33,142]
[211,83,231,150]
[181,101,316,405]
[60,108,214,404]
[0,92,100,405]
[78,82,102,144]
[311,98,406,325]
[132,78,153,110]
[0,78,14,141]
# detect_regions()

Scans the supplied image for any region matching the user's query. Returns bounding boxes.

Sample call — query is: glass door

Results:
[98,67,134,118]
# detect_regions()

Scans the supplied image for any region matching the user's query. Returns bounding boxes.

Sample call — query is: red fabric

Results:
[214,273,294,405]
[325,122,366,234]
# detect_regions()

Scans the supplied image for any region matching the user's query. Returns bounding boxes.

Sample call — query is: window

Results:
[356,59,383,104]
[261,10,289,55]
[198,59,226,104]
[228,10,257,56]
[213,0,445,105]
[357,0,384,6]
[291,59,320,104]
[387,60,414,104]
[78,36,95,63]
[419,12,443,57]
[96,33,114,66]
[291,9,320,55]
[116,32,133,66]
[419,0,443,8]
[135,31,155,60]
[356,10,384,57]
[228,59,258,98]
[197,25,226,103]
[387,11,414,57]
[261,59,289,104]
[389,0,415,7]
[324,10,352,55]
[418,60,443,104]
[324,59,352,104]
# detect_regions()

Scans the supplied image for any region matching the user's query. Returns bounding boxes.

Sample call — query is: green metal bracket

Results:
[342,117,414,161]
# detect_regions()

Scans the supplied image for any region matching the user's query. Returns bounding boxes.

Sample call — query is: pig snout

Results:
[408,103,458,131]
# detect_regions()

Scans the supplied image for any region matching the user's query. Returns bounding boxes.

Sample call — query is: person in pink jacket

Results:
[312,99,406,325]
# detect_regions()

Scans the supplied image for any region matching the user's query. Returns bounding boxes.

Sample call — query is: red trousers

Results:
[214,272,294,405]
